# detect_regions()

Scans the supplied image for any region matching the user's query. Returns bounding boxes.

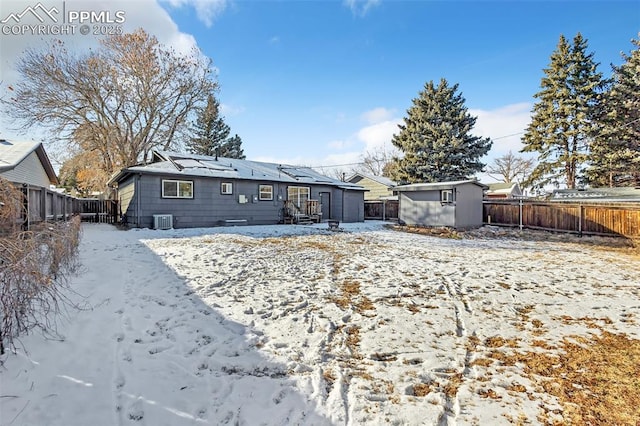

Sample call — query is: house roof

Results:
[347,172,396,188]
[109,150,366,191]
[0,139,58,185]
[394,179,488,192]
[485,182,521,195]
[552,187,640,202]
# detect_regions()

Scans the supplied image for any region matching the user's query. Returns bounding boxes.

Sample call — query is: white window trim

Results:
[287,186,310,207]
[221,182,233,195]
[162,179,193,199]
[441,189,454,204]
[259,184,273,201]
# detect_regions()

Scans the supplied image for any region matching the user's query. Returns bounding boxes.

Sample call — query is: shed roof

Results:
[0,139,58,185]
[109,150,366,191]
[394,179,488,192]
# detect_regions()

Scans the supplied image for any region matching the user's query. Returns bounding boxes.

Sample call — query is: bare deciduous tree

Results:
[486,151,536,184]
[357,146,399,177]
[4,29,217,190]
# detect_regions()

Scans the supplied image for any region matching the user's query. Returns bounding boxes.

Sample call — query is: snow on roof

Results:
[0,139,41,169]
[0,139,58,184]
[347,172,397,188]
[109,150,365,191]
[552,187,640,202]
[394,179,488,192]
[485,182,521,195]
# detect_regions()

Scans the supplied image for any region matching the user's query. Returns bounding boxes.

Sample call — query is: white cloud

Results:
[328,139,352,150]
[356,119,401,152]
[343,0,381,16]
[269,36,280,45]
[161,0,228,27]
[220,103,245,116]
[360,107,394,124]
[469,102,533,159]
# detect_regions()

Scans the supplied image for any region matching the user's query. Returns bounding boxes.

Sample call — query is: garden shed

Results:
[395,180,488,228]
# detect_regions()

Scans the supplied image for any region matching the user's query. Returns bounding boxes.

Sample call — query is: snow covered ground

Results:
[1,222,639,425]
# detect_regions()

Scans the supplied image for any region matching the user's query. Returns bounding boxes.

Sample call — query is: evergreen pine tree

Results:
[220,134,246,159]
[521,33,603,189]
[187,94,245,159]
[586,34,640,187]
[389,78,492,184]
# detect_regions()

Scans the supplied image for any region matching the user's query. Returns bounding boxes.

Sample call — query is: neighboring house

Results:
[0,139,58,187]
[551,187,640,203]
[484,182,522,199]
[108,150,366,229]
[395,180,488,228]
[347,173,397,200]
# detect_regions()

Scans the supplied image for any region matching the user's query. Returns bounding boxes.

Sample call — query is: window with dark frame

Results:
[221,182,233,195]
[162,179,193,198]
[259,185,273,200]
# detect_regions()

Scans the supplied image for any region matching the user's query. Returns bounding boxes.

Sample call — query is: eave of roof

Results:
[394,179,488,192]
[0,140,58,185]
[347,172,397,188]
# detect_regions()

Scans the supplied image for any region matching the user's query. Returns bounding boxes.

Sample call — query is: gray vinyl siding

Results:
[454,183,484,228]
[399,191,456,227]
[121,174,364,228]
[341,190,365,222]
[118,177,137,224]
[0,151,51,187]
[398,182,484,228]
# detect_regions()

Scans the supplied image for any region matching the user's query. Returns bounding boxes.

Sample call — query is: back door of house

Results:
[320,192,331,220]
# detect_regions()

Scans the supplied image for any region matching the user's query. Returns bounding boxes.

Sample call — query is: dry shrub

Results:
[0,179,24,236]
[0,178,82,355]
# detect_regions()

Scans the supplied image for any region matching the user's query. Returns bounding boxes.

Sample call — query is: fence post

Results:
[519,198,523,230]
[578,204,583,237]
[21,185,29,231]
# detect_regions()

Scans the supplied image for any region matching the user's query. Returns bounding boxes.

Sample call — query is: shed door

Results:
[320,192,331,220]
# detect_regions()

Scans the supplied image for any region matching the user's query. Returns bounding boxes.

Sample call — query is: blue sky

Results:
[163,0,640,176]
[1,0,639,179]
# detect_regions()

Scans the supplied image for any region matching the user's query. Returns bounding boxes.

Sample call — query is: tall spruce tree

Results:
[389,78,492,184]
[586,34,640,187]
[187,94,246,159]
[521,33,603,189]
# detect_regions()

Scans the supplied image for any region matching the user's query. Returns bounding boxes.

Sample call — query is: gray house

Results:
[0,139,58,187]
[484,182,522,199]
[108,150,366,229]
[395,180,488,228]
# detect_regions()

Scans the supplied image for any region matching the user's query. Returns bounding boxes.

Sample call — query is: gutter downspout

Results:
[136,173,142,227]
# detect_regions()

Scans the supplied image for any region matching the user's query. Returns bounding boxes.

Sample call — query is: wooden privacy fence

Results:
[6,184,120,230]
[364,200,399,220]
[22,185,74,228]
[73,198,120,224]
[484,200,640,238]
